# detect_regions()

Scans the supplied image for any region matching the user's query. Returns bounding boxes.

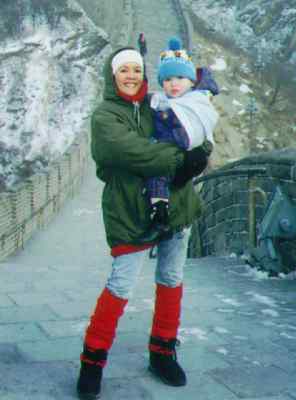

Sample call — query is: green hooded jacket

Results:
[91,48,202,249]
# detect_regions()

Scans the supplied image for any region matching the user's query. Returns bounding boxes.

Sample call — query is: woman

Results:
[76,46,207,399]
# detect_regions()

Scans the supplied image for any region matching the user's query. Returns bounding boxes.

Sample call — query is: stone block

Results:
[216,209,227,224]
[104,353,148,379]
[0,343,25,364]
[270,164,292,180]
[229,219,248,233]
[0,305,57,324]
[38,319,87,339]
[233,190,249,204]
[291,164,296,182]
[231,177,248,192]
[0,294,15,307]
[7,292,69,307]
[208,364,296,398]
[205,213,216,228]
[18,337,82,362]
[0,323,47,343]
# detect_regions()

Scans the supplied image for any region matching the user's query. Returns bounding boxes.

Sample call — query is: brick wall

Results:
[189,148,296,258]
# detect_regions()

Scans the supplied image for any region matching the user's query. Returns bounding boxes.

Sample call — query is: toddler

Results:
[140,37,219,243]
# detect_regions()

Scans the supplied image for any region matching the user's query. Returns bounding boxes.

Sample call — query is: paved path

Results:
[1,165,296,400]
[1,1,296,399]
[132,0,182,89]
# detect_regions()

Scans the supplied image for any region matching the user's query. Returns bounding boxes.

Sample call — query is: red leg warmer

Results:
[150,283,183,341]
[84,287,128,351]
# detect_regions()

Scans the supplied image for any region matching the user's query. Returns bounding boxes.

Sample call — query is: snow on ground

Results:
[210,57,227,71]
[214,294,241,307]
[239,83,253,94]
[214,327,230,334]
[216,347,228,355]
[232,99,243,107]
[261,309,280,318]
[238,264,272,281]
[179,327,208,342]
[245,292,278,308]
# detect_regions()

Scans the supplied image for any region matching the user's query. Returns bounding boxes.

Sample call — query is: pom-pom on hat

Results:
[158,37,195,86]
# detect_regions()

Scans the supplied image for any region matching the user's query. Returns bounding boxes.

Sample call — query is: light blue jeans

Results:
[106,228,191,299]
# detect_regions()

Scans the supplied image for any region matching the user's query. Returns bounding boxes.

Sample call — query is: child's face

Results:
[163,77,194,98]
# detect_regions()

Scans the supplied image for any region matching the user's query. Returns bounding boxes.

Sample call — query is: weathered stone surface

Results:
[196,149,296,267]
[0,0,110,190]
[183,0,296,77]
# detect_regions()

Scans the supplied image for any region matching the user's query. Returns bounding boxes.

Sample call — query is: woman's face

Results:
[114,63,143,96]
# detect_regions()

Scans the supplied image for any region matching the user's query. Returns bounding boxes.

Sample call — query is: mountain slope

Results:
[184,0,296,76]
[0,0,110,190]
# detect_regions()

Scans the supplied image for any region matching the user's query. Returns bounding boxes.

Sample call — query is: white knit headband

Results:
[111,50,144,74]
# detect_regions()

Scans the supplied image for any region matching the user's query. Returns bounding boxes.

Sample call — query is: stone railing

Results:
[188,148,296,258]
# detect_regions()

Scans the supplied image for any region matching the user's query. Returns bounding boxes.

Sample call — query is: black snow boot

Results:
[149,336,186,387]
[77,346,107,400]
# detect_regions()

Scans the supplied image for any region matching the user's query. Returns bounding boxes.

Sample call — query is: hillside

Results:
[190,31,296,168]
[0,0,110,190]
[183,0,296,80]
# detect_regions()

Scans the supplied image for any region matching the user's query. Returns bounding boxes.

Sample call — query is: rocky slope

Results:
[0,0,111,190]
[183,0,296,78]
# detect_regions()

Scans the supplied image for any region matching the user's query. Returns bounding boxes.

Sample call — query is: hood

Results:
[102,46,147,101]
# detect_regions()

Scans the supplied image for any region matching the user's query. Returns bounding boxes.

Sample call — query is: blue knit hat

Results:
[158,37,196,86]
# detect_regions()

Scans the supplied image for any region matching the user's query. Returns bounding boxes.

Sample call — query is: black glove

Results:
[173,142,213,188]
[150,201,169,228]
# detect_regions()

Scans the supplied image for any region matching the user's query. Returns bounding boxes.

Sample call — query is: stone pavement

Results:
[1,158,296,400]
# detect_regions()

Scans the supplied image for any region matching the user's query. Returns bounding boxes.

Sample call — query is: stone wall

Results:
[171,0,193,52]
[189,149,296,258]
[76,0,133,47]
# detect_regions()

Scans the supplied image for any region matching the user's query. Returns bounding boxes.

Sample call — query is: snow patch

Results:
[221,298,241,307]
[261,309,279,318]
[280,332,296,339]
[246,292,278,308]
[232,99,243,107]
[239,84,253,94]
[216,347,228,355]
[210,58,227,71]
[214,327,230,334]
[217,308,236,313]
[73,208,95,217]
[179,327,208,342]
